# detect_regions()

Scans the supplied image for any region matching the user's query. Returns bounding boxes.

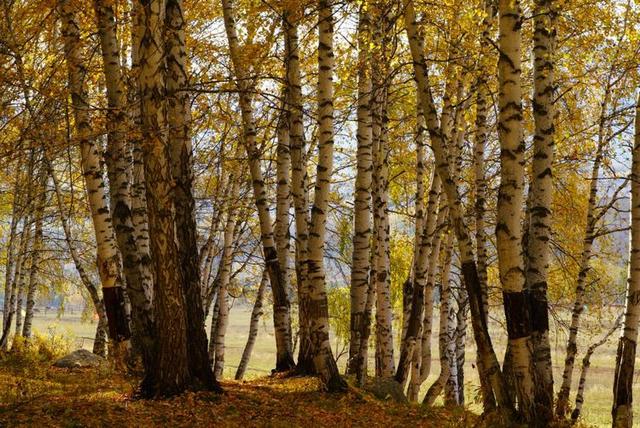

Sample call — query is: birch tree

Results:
[404,0,512,412]
[611,92,640,428]
[93,0,155,369]
[347,4,373,381]
[165,0,217,390]
[58,0,130,346]
[304,0,347,391]
[235,269,268,380]
[221,0,295,372]
[526,0,556,422]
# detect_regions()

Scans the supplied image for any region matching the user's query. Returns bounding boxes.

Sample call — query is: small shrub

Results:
[1,330,72,367]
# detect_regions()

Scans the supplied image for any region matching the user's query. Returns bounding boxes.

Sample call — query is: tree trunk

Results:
[165,0,218,391]
[372,76,394,379]
[423,232,455,405]
[137,0,209,396]
[46,154,108,357]
[275,89,293,352]
[404,108,427,346]
[418,203,448,389]
[2,174,21,342]
[404,0,512,412]
[473,1,497,411]
[281,6,313,374]
[235,270,268,380]
[526,0,557,423]
[556,89,611,417]
[221,0,295,372]
[454,284,468,406]
[303,0,347,392]
[347,4,373,379]
[58,0,130,346]
[397,175,441,388]
[22,167,47,339]
[93,0,155,370]
[496,0,536,421]
[213,199,238,379]
[14,212,33,339]
[611,93,640,428]
[570,314,622,422]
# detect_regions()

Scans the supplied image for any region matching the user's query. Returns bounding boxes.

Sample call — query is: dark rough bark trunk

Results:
[165,0,218,392]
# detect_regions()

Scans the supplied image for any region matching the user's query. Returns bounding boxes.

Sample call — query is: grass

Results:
[21,303,640,427]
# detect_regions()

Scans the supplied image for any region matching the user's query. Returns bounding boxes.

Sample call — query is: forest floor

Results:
[18,308,625,427]
[0,357,479,428]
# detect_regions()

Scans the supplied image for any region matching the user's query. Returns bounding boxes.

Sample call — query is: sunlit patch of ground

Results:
[0,361,479,428]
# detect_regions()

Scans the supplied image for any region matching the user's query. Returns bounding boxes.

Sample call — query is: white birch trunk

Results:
[59,0,130,344]
[527,0,557,421]
[497,0,535,420]
[348,4,373,380]
[611,93,640,428]
[403,0,512,410]
[304,0,346,391]
[221,0,295,371]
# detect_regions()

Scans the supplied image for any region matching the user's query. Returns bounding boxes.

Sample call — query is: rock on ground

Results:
[53,349,106,368]
[364,377,408,403]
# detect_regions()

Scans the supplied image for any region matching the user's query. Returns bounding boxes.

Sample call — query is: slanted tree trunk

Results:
[347,4,373,379]
[496,0,536,421]
[556,87,612,417]
[526,0,557,423]
[235,270,268,380]
[404,0,512,412]
[58,0,130,347]
[221,0,295,372]
[402,107,428,348]
[473,0,497,411]
[404,67,457,395]
[417,81,464,398]
[423,232,455,405]
[400,173,441,393]
[46,154,108,357]
[417,202,448,392]
[570,314,622,421]
[611,93,640,428]
[93,0,155,369]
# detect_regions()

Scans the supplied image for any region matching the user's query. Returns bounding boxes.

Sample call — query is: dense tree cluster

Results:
[0,0,639,426]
